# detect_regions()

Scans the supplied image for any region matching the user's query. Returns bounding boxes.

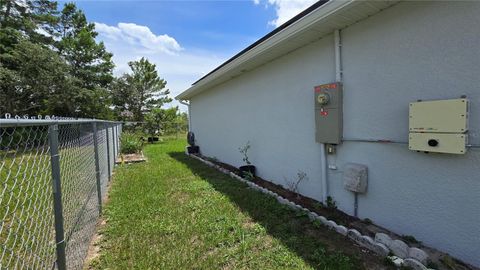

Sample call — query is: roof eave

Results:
[176,0,399,100]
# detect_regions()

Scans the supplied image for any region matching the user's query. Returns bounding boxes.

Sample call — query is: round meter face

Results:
[317,93,330,105]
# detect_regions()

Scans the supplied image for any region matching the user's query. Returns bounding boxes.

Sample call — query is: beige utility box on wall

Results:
[409,98,469,154]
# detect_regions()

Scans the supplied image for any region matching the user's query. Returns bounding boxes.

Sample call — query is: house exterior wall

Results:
[189,1,480,266]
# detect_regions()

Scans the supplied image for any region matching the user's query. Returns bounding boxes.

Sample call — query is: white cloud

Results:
[95,22,227,111]
[252,0,260,5]
[95,22,182,55]
[258,0,318,27]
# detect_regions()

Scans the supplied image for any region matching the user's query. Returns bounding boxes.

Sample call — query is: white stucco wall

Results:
[190,33,336,202]
[189,1,480,266]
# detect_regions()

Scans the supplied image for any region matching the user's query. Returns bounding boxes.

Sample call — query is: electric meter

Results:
[314,82,343,144]
[317,93,330,105]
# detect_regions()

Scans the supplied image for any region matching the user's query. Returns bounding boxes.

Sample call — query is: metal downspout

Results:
[179,100,192,132]
[321,29,342,203]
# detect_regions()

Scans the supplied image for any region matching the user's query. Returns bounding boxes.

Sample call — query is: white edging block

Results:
[187,153,434,269]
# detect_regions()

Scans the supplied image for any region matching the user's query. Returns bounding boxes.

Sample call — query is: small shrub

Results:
[363,218,373,225]
[383,256,396,267]
[401,235,421,244]
[295,210,308,218]
[238,141,251,165]
[312,202,324,209]
[243,171,255,181]
[440,254,456,268]
[120,132,144,154]
[285,171,308,197]
[326,196,337,210]
[312,220,323,229]
[426,260,439,269]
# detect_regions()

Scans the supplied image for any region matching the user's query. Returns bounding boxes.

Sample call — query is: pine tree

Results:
[0,0,68,116]
[113,57,172,122]
[0,0,58,49]
[55,3,114,118]
[0,40,71,115]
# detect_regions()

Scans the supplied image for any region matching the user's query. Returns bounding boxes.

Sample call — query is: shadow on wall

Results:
[167,151,392,270]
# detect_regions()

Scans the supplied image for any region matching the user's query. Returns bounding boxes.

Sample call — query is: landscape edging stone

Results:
[187,153,433,269]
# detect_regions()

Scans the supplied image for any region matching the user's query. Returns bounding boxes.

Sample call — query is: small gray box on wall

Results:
[343,163,368,193]
[314,82,343,144]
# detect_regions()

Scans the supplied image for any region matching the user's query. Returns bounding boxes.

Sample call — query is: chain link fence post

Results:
[113,124,117,162]
[106,124,111,181]
[116,124,119,156]
[48,124,67,270]
[92,122,102,214]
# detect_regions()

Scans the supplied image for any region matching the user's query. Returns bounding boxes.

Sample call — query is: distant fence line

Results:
[0,118,122,270]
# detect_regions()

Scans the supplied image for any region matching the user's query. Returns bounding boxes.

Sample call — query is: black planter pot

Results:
[147,137,159,142]
[187,145,200,154]
[239,165,256,178]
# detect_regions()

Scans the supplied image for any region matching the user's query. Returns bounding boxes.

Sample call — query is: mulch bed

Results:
[197,155,379,236]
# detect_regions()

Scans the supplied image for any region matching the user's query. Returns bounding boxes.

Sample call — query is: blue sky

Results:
[58,0,317,109]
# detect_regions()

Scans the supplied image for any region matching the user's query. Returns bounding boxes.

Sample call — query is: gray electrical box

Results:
[343,163,368,194]
[314,82,343,144]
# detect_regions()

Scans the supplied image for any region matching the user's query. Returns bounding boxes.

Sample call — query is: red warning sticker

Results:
[315,83,338,92]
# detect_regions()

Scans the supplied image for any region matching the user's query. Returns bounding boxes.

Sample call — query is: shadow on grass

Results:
[168,151,389,270]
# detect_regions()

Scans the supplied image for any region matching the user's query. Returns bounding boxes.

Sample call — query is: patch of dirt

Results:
[83,222,104,269]
[83,178,113,269]
[195,154,478,270]
[115,152,146,164]
[189,235,202,247]
[241,217,256,230]
[172,191,190,204]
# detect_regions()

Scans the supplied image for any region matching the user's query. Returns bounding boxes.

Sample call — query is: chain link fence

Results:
[0,118,122,270]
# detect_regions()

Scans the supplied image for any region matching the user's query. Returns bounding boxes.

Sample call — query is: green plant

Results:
[401,235,421,244]
[363,218,373,225]
[209,156,219,163]
[440,254,456,269]
[312,202,324,210]
[243,171,255,181]
[326,196,337,210]
[426,260,439,269]
[295,210,308,218]
[120,132,144,154]
[238,141,251,165]
[383,256,396,267]
[312,220,323,229]
[143,107,181,141]
[285,171,308,197]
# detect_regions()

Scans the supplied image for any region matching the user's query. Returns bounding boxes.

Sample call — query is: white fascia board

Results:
[176,0,359,100]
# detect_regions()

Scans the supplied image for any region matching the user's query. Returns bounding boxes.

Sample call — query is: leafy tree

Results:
[113,57,171,122]
[144,108,163,140]
[144,107,178,140]
[175,111,189,135]
[0,1,119,119]
[0,0,58,49]
[0,39,72,115]
[55,2,114,118]
[0,0,63,115]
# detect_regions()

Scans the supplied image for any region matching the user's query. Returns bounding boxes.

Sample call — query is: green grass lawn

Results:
[90,138,389,270]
